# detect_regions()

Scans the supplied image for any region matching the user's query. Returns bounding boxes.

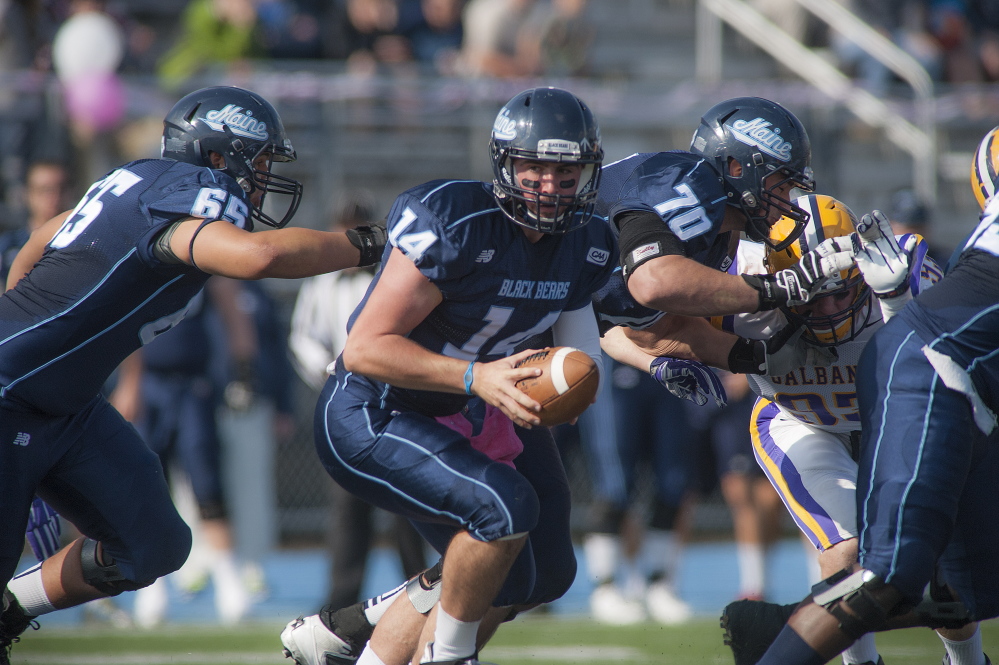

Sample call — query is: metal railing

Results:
[696,0,937,204]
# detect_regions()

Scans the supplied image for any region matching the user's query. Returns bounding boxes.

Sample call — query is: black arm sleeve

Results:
[616,209,686,282]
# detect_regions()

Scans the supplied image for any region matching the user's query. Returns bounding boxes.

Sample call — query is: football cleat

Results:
[646,582,692,625]
[720,598,796,665]
[281,614,357,665]
[0,590,39,665]
[589,583,646,625]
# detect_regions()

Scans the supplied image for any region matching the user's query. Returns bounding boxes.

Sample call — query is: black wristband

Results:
[728,337,766,375]
[346,225,387,267]
[742,274,781,311]
[875,279,910,300]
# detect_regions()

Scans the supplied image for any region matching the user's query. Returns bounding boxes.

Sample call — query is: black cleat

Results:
[0,590,39,665]
[720,598,796,665]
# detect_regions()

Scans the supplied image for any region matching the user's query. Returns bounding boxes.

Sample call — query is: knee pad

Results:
[406,559,443,614]
[811,568,905,640]
[588,499,626,534]
[649,500,680,531]
[80,539,153,596]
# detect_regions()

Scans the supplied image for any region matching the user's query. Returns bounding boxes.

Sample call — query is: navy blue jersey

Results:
[347,179,615,415]
[141,291,212,376]
[0,227,30,287]
[596,151,734,270]
[0,158,251,415]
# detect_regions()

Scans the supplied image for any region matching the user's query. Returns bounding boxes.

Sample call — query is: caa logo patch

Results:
[586,247,610,266]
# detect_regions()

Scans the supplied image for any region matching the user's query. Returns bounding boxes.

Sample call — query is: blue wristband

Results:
[463,361,476,395]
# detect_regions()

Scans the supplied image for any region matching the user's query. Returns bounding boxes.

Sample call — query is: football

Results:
[515,347,600,426]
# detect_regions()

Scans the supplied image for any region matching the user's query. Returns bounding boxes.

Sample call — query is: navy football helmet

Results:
[161,86,303,229]
[690,97,814,252]
[490,87,603,234]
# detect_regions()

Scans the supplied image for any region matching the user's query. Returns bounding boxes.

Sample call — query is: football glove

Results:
[26,497,61,562]
[346,224,387,267]
[729,323,838,376]
[852,210,918,298]
[743,237,855,310]
[650,357,727,407]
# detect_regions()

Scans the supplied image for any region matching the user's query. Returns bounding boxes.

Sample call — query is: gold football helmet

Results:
[971,125,999,211]
[765,194,872,347]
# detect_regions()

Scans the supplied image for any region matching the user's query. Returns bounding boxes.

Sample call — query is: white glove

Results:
[852,210,917,296]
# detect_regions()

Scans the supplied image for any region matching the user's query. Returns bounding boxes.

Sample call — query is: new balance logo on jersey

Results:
[586,247,610,266]
[476,249,495,263]
[13,432,30,447]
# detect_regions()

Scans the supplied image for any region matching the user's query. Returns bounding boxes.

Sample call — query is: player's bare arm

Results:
[166,215,365,279]
[342,247,543,427]
[619,313,739,368]
[627,254,763,316]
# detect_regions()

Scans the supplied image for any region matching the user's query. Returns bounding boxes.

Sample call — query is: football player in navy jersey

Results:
[0,85,385,662]
[750,127,999,665]
[282,87,613,665]
[595,97,854,377]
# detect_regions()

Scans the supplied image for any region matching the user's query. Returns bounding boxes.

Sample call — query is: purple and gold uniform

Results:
[715,237,942,554]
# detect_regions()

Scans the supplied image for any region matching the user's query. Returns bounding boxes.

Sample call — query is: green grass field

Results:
[10,615,998,665]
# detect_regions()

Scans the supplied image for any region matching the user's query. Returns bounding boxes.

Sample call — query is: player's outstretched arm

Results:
[627,254,764,316]
[168,216,384,279]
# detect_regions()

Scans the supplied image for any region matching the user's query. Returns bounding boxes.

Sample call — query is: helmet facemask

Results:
[217,124,302,229]
[492,144,601,234]
[739,163,815,252]
[782,273,873,347]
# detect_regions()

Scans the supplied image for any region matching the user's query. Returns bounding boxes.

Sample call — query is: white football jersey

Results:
[723,237,943,434]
